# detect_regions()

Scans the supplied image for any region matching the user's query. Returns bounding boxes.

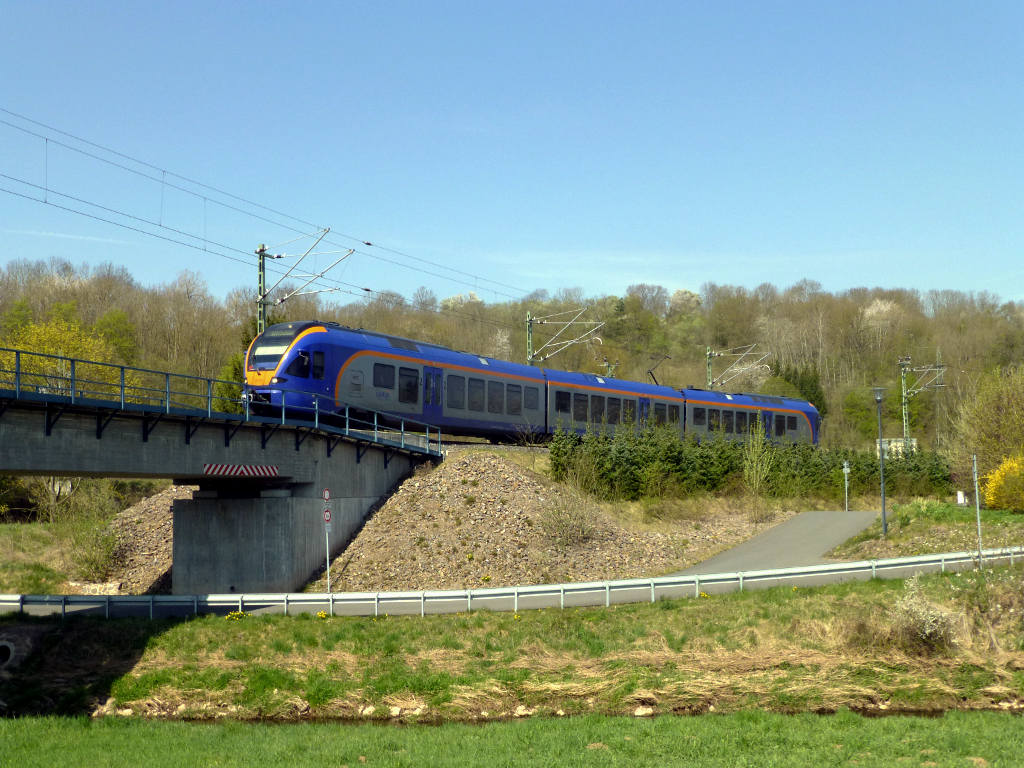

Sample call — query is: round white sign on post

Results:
[322,488,331,502]
[323,508,332,523]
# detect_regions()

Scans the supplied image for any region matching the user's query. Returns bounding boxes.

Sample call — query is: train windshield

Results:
[248,322,311,370]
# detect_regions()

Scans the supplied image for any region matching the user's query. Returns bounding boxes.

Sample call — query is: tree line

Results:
[1,257,1022,483]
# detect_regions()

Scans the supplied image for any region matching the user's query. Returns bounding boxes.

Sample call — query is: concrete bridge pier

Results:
[172,440,421,594]
[0,390,437,595]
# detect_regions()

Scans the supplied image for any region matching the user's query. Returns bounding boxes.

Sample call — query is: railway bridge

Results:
[0,348,443,594]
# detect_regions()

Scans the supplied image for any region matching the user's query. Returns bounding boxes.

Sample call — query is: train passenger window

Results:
[736,411,748,433]
[468,378,485,411]
[654,402,667,425]
[398,368,419,404]
[573,393,588,422]
[349,371,363,395]
[607,397,621,425]
[555,390,570,414]
[623,399,636,423]
[447,375,465,409]
[487,381,504,414]
[787,415,798,431]
[723,411,734,433]
[374,364,393,391]
[591,395,605,423]
[525,386,539,410]
[775,415,786,437]
[668,404,680,424]
[708,409,721,430]
[693,407,706,427]
[507,384,522,415]
[285,351,310,378]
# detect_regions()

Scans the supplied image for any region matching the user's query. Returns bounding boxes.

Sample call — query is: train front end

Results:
[244,321,328,418]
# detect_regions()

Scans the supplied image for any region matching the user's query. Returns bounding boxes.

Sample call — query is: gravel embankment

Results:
[324,450,787,591]
[78,451,789,594]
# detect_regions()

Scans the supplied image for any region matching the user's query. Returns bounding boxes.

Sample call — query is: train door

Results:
[422,366,444,423]
[760,410,773,440]
[638,398,650,427]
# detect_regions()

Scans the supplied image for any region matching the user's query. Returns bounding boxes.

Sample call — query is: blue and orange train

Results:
[244,321,820,444]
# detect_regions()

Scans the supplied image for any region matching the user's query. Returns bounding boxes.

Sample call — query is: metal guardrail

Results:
[3,547,1021,621]
[0,346,443,457]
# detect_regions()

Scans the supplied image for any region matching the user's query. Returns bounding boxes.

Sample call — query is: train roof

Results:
[543,367,683,399]
[310,322,546,381]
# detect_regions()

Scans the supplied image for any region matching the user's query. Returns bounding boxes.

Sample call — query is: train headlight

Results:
[271,377,288,384]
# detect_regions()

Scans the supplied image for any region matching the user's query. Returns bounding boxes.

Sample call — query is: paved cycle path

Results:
[678,509,879,575]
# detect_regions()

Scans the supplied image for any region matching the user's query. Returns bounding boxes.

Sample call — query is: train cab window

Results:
[591,395,605,423]
[487,381,504,414]
[525,386,539,411]
[285,351,310,378]
[736,411,748,433]
[507,384,522,415]
[669,404,680,424]
[693,407,706,427]
[398,368,419,404]
[446,375,465,409]
[573,393,588,422]
[787,415,798,431]
[775,414,786,437]
[723,411,734,433]
[373,363,395,389]
[312,351,325,380]
[708,409,721,430]
[654,402,667,425]
[555,390,570,414]
[607,397,621,425]
[623,399,636,424]
[468,378,485,411]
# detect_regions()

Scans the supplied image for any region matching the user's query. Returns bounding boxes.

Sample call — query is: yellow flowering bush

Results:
[984,454,1024,512]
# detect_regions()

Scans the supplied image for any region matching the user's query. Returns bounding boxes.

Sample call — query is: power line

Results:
[0,108,532,299]
[0,181,520,334]
[0,184,252,268]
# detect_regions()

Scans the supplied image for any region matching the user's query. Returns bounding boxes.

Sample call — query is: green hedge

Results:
[549,427,952,501]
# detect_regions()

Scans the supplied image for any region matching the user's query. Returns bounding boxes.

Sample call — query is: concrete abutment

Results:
[172,440,421,594]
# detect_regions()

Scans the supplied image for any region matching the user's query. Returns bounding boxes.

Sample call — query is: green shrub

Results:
[548,426,952,502]
[891,575,959,654]
[540,490,596,548]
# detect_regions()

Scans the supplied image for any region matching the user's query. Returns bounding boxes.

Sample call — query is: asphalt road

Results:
[678,509,880,575]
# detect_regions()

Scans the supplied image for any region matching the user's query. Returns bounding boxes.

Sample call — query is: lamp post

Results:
[873,387,888,537]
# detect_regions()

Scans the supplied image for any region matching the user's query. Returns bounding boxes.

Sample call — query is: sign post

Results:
[323,488,333,594]
[842,461,850,513]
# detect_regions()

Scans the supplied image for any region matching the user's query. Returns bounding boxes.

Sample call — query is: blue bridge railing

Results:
[0,347,444,457]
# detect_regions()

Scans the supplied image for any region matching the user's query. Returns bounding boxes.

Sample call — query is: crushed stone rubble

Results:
[327,450,772,592]
[64,484,196,595]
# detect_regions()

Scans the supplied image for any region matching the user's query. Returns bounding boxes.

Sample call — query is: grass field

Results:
[4,567,1024,721]
[831,500,1024,560]
[3,710,1024,767]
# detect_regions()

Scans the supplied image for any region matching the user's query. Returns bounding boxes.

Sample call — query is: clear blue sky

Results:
[2,1,1022,305]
